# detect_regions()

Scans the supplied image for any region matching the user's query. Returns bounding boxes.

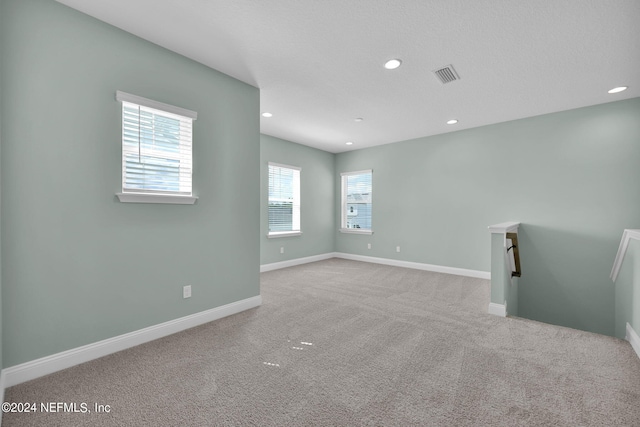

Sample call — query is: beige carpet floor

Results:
[3,258,640,426]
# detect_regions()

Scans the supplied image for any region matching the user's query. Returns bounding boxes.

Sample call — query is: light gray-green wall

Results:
[0,1,3,375]
[0,0,259,367]
[336,98,640,336]
[260,134,335,265]
[490,233,519,317]
[614,238,640,339]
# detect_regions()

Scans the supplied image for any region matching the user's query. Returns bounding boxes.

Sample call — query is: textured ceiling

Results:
[57,0,640,153]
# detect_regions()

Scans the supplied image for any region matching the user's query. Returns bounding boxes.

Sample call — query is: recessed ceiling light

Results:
[608,86,628,94]
[354,118,364,122]
[261,112,273,118]
[447,119,458,125]
[384,59,402,70]
[346,141,353,145]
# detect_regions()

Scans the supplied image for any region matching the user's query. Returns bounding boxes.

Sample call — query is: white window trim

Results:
[115,91,197,204]
[339,228,373,235]
[340,169,373,233]
[116,193,198,205]
[268,162,301,236]
[340,169,373,177]
[116,91,197,120]
[268,162,301,172]
[267,231,303,238]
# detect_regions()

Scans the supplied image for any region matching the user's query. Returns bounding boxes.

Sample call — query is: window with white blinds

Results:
[116,91,197,200]
[341,170,372,233]
[268,163,301,236]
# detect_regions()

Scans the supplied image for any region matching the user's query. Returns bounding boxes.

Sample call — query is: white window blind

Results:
[341,170,372,231]
[116,91,196,196]
[268,163,301,234]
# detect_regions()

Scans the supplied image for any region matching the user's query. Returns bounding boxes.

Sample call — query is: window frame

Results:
[340,169,373,235]
[115,91,198,205]
[267,162,302,238]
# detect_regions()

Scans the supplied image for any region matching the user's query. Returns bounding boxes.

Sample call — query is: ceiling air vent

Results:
[433,65,460,84]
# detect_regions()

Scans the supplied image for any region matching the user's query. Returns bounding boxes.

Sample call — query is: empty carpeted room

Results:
[1,0,640,426]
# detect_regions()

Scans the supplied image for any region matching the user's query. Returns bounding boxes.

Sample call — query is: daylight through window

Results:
[268,163,301,236]
[116,91,196,197]
[341,170,372,233]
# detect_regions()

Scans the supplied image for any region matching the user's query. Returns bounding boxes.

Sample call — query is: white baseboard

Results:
[1,295,262,388]
[488,302,507,317]
[260,252,336,272]
[610,229,640,282]
[334,252,491,280]
[626,323,640,360]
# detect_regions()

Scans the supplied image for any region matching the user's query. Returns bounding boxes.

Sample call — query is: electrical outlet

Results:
[280,247,284,254]
[396,246,401,253]
[367,243,372,249]
[183,285,191,299]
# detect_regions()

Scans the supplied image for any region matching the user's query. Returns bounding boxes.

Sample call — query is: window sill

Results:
[268,231,302,238]
[339,228,373,235]
[116,193,198,205]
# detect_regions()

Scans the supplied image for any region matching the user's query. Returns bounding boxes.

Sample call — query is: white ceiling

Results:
[57,0,639,153]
